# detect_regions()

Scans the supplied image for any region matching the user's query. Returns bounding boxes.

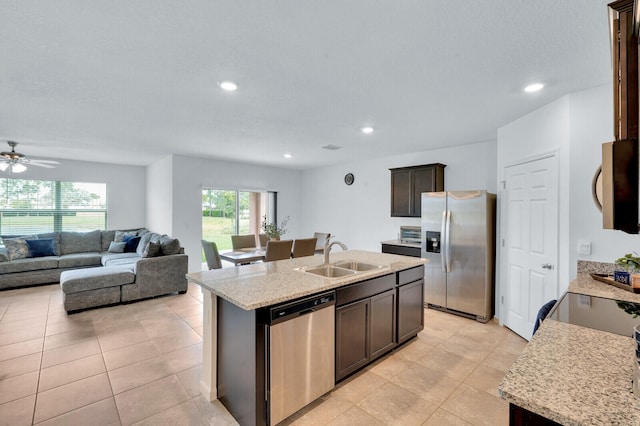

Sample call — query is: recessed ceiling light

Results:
[219,81,238,91]
[284,153,292,159]
[524,83,544,93]
[361,127,374,134]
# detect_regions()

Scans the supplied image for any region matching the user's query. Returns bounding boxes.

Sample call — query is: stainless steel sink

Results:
[332,260,385,272]
[303,265,356,278]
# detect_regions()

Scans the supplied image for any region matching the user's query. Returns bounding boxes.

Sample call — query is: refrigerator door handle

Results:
[445,210,452,272]
[440,210,447,272]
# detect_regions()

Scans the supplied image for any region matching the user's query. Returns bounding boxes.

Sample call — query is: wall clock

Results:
[344,173,354,186]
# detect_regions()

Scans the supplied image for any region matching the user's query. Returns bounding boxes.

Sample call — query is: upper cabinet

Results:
[609,0,638,140]
[390,163,445,217]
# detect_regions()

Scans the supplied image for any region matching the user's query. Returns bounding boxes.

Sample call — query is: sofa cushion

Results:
[60,230,102,255]
[0,256,59,274]
[26,238,56,258]
[101,252,140,266]
[61,266,135,294]
[136,232,162,256]
[122,235,141,253]
[58,252,103,269]
[0,248,7,263]
[101,230,116,252]
[159,235,181,256]
[142,241,162,258]
[108,241,126,253]
[103,258,138,269]
[3,238,31,261]
[37,233,61,256]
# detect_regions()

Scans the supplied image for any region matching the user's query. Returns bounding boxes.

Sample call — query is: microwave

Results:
[399,226,421,244]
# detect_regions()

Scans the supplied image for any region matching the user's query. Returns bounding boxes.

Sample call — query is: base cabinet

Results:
[335,299,369,379]
[335,265,424,382]
[398,279,424,343]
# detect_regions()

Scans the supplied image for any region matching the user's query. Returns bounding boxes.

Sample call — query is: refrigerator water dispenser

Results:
[425,231,440,253]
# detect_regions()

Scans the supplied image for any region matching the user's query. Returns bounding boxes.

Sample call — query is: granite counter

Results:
[499,274,640,425]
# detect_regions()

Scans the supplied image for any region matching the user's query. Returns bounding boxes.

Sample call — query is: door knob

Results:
[541,263,553,270]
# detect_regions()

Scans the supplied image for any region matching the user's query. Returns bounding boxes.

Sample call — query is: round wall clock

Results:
[344,173,354,185]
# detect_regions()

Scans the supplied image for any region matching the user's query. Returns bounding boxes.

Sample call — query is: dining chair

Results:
[231,234,257,250]
[265,240,293,262]
[259,233,268,248]
[292,238,318,258]
[201,240,222,270]
[313,232,331,254]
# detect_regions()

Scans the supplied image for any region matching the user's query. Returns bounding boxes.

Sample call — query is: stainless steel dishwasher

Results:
[267,291,335,425]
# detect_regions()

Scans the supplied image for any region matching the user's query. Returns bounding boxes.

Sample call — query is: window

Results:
[202,189,276,251]
[0,178,107,236]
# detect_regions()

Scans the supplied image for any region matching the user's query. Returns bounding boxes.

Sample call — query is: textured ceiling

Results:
[0,0,613,170]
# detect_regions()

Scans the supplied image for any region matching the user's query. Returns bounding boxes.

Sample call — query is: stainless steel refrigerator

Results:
[421,190,496,322]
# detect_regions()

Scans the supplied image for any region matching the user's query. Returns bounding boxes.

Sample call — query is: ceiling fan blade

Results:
[27,159,60,165]
[28,162,58,168]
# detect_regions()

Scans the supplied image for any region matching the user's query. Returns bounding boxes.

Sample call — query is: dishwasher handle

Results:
[269,291,335,325]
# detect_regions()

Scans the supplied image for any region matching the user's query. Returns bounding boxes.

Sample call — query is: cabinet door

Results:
[391,169,412,216]
[370,289,396,361]
[412,168,435,216]
[335,299,369,380]
[397,279,424,343]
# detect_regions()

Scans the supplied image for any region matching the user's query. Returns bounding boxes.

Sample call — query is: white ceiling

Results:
[0,0,613,170]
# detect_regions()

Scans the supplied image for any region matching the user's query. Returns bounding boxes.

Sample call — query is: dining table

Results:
[219,247,266,266]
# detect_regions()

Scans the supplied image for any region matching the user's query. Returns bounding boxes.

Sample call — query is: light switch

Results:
[577,240,591,256]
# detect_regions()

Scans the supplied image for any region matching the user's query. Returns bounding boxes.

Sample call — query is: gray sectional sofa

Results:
[0,228,188,312]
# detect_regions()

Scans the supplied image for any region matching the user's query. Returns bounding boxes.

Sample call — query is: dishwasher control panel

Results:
[269,291,335,324]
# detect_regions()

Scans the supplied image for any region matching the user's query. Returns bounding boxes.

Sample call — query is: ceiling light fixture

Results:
[284,153,292,159]
[361,127,374,134]
[219,81,238,91]
[524,83,544,93]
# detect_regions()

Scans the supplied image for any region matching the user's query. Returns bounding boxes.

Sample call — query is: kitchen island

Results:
[498,273,640,425]
[186,250,426,426]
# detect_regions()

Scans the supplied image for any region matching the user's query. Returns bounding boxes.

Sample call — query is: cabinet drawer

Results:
[381,244,421,258]
[398,265,424,285]
[336,274,395,307]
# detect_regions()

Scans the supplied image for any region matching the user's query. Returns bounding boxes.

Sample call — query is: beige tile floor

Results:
[0,282,527,425]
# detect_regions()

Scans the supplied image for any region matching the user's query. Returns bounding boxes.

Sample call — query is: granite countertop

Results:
[569,273,640,305]
[186,250,426,310]
[499,319,637,425]
[499,272,640,424]
[380,239,421,248]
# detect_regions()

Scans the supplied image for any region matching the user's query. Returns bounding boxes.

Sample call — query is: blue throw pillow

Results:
[122,235,141,253]
[26,238,55,258]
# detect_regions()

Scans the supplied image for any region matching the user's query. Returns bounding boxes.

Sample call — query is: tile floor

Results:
[0,282,527,425]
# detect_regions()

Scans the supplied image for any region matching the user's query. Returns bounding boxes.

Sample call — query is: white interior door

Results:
[503,155,558,340]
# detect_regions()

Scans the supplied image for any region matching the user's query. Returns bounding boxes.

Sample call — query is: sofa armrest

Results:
[123,253,188,301]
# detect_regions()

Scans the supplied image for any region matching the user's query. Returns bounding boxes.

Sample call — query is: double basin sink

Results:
[297,260,386,278]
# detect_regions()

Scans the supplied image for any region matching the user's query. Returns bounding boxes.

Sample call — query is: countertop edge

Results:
[187,250,426,311]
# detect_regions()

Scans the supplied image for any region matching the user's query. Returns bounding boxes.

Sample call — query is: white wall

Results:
[496,83,640,321]
[6,159,146,230]
[569,84,640,270]
[496,95,571,320]
[146,155,174,234]
[148,155,303,272]
[300,141,497,252]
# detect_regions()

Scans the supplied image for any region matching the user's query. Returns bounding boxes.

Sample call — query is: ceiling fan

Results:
[0,141,60,173]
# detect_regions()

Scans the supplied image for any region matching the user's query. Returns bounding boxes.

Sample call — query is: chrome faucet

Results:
[324,237,348,265]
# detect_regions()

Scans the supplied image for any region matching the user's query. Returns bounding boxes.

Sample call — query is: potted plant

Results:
[261,215,290,240]
[615,253,640,287]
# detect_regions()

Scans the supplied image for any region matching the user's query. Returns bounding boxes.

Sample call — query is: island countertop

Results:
[186,249,426,310]
[499,274,640,425]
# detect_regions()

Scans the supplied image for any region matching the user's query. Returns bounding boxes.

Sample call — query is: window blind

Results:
[0,178,107,237]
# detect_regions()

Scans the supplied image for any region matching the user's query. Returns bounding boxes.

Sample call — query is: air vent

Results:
[322,144,342,151]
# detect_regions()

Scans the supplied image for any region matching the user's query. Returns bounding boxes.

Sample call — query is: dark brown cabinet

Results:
[397,278,424,343]
[609,0,638,140]
[335,298,369,379]
[390,163,445,217]
[335,266,425,381]
[370,290,396,360]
